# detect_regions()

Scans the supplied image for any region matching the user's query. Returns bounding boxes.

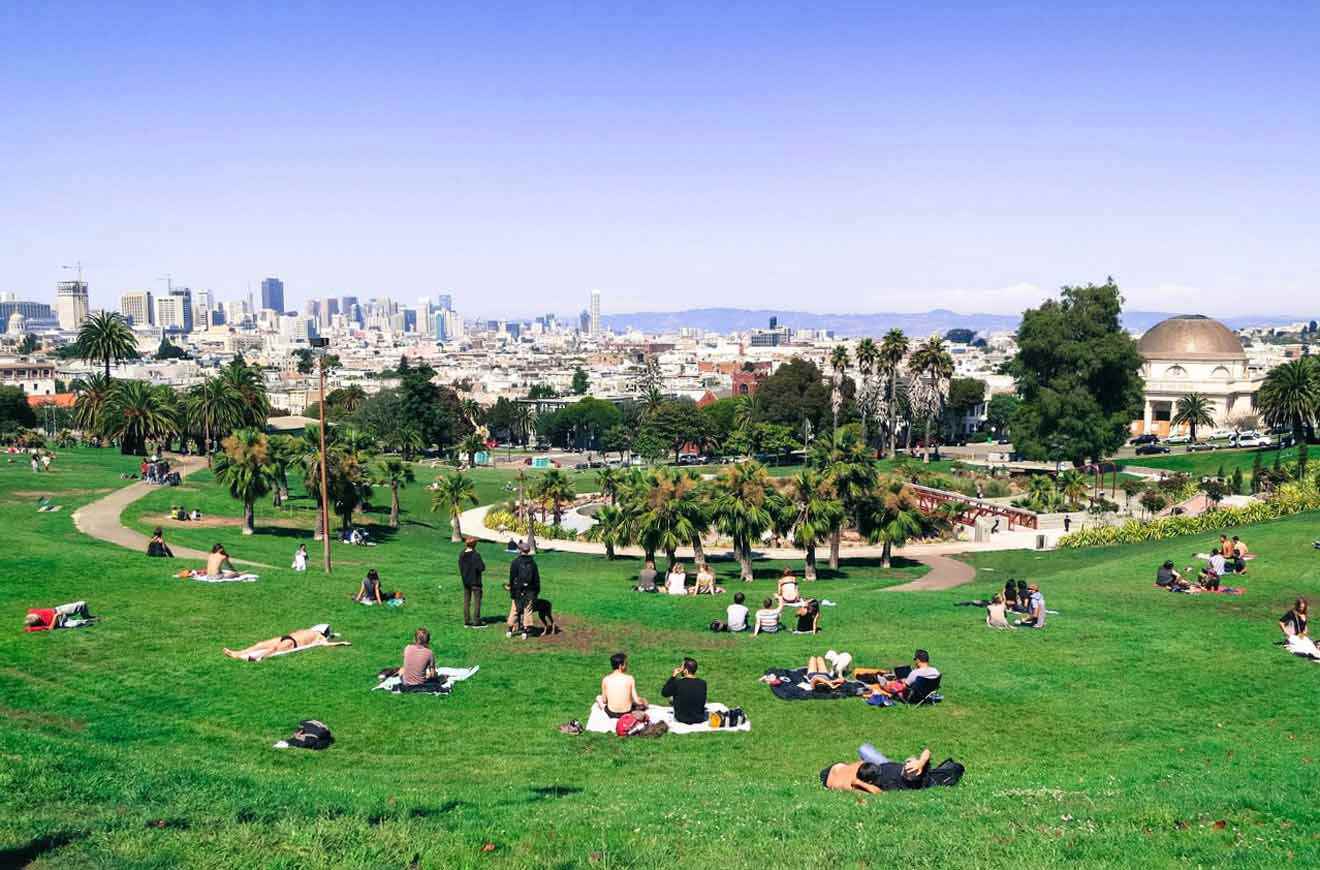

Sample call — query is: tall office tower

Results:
[155,287,194,333]
[579,310,590,333]
[260,277,285,313]
[209,304,226,326]
[340,295,358,314]
[119,291,154,326]
[56,281,90,330]
[437,293,453,312]
[401,309,417,333]
[590,290,601,336]
[321,297,339,328]
[303,299,320,322]
[192,289,213,329]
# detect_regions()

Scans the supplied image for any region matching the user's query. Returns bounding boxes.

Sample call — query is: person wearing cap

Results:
[459,537,487,628]
[506,541,540,639]
[873,649,940,699]
[223,624,335,661]
[1015,584,1046,627]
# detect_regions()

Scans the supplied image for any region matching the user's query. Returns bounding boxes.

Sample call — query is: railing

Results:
[907,483,1039,530]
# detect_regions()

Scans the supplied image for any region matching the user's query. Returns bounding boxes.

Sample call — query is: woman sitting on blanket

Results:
[401,627,447,691]
[205,544,238,579]
[777,568,803,606]
[1280,598,1319,659]
[223,624,337,661]
[352,569,403,605]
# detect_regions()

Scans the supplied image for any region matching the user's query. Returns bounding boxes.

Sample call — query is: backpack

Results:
[927,758,965,787]
[637,720,668,738]
[708,707,746,729]
[615,713,646,737]
[709,620,728,633]
[288,719,334,750]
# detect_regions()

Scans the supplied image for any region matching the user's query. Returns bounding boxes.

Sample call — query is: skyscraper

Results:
[155,287,194,333]
[260,277,285,313]
[437,293,453,311]
[590,290,601,336]
[56,281,90,330]
[119,291,154,326]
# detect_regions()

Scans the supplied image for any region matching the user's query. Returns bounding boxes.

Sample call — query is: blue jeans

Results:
[858,743,890,765]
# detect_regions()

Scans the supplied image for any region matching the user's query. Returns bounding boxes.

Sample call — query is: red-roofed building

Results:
[27,393,76,408]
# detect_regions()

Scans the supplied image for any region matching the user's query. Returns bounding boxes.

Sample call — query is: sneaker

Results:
[520,633,528,640]
[506,630,513,638]
[471,622,488,629]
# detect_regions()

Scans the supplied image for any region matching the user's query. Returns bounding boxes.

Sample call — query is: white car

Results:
[1236,435,1272,448]
[1165,433,1191,444]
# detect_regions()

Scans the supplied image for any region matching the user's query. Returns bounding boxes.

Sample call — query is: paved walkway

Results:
[458,504,1017,592]
[71,454,268,568]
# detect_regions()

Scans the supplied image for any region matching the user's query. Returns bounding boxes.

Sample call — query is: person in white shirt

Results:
[726,592,749,632]
[874,649,941,699]
[1014,584,1046,627]
[665,563,688,596]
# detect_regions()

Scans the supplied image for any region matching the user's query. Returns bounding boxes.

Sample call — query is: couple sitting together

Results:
[597,652,708,725]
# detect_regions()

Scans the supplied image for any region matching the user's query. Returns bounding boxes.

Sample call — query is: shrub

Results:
[483,508,578,541]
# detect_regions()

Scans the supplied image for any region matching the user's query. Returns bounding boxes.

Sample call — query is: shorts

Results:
[806,672,830,682]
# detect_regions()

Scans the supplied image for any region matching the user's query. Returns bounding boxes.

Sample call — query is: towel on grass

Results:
[373,666,480,695]
[762,667,867,701]
[584,702,750,734]
[189,573,259,583]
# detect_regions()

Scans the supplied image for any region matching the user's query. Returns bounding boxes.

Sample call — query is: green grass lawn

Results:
[4,447,1320,868]
[1121,445,1298,481]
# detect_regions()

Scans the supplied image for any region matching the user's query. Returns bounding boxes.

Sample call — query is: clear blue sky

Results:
[2,1,1317,318]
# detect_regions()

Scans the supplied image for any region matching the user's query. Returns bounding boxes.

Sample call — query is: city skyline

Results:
[3,3,1318,318]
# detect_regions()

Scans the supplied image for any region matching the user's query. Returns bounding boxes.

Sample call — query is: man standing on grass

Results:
[459,537,486,628]
[507,542,540,639]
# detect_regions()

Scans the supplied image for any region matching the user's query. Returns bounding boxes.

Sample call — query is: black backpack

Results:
[927,758,964,787]
[289,719,334,750]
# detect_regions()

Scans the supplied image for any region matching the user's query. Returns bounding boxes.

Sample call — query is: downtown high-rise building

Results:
[590,290,601,336]
[119,291,154,326]
[321,297,339,328]
[260,277,285,313]
[437,293,453,311]
[56,280,90,330]
[155,287,194,333]
[192,289,213,329]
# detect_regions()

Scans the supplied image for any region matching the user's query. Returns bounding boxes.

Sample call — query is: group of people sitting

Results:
[339,527,373,546]
[596,652,711,726]
[635,560,722,595]
[1155,535,1249,593]
[710,591,821,635]
[979,580,1045,628]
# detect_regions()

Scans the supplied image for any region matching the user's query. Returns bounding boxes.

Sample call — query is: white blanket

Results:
[1286,635,1320,661]
[585,702,751,734]
[373,666,481,693]
[190,573,259,583]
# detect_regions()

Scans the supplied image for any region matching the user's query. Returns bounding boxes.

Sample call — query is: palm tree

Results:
[218,356,271,427]
[879,329,910,458]
[71,373,115,436]
[185,375,243,465]
[908,336,954,463]
[334,385,368,415]
[1026,474,1059,512]
[636,467,710,569]
[457,432,485,468]
[595,467,621,505]
[1171,392,1217,443]
[77,311,138,378]
[1057,469,1088,510]
[733,393,761,433]
[103,380,178,455]
[812,430,878,570]
[213,429,276,535]
[1258,358,1320,446]
[327,447,374,532]
[784,469,844,580]
[855,337,879,446]
[431,471,478,541]
[266,434,300,507]
[513,404,536,447]
[373,457,416,528]
[584,504,627,559]
[534,468,576,527]
[829,345,850,434]
[709,461,780,581]
[857,478,924,568]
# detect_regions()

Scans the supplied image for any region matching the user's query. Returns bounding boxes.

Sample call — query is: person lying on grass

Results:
[821,749,932,793]
[867,649,940,700]
[805,655,849,691]
[752,598,783,635]
[597,652,648,718]
[660,657,708,725]
[205,543,238,579]
[24,601,94,632]
[223,624,342,661]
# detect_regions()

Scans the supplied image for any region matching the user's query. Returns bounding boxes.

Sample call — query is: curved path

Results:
[459,504,995,592]
[72,454,269,567]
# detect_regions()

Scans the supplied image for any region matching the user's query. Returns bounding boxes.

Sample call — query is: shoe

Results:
[472,622,488,629]
[520,633,528,640]
[506,630,513,638]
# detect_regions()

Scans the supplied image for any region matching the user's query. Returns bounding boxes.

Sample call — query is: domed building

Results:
[7,312,26,336]
[1133,314,1261,437]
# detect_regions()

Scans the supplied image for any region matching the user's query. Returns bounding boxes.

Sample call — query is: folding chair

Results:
[902,675,943,706]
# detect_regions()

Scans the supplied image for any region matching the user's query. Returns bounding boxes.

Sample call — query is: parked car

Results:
[1135,443,1171,455]
[1186,441,1217,452]
[1236,435,1273,448]
[1165,433,1191,444]
[1129,434,1159,446]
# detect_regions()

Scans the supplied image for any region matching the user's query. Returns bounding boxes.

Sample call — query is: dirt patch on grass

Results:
[506,615,733,656]
[11,488,112,498]
[152,516,311,530]
[0,702,87,733]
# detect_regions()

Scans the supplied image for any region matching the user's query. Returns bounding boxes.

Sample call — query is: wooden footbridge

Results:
[908,483,1039,530]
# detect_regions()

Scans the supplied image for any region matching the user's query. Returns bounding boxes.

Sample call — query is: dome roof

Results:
[1137,314,1244,360]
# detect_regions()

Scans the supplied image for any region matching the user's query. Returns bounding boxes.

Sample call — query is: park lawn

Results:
[1122,444,1299,481]
[2,447,1319,868]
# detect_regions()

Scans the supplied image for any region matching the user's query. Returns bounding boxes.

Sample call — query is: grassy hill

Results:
[2,447,1319,868]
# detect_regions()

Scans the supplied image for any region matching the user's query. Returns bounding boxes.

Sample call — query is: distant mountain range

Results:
[600,307,1313,337]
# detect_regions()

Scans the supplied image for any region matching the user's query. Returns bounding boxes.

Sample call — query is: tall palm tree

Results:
[103,380,178,455]
[431,471,478,542]
[328,447,374,532]
[857,478,924,568]
[584,504,628,559]
[855,337,879,447]
[733,393,761,433]
[1258,358,1320,445]
[266,434,300,507]
[513,404,536,447]
[1171,392,1217,443]
[213,429,276,535]
[218,356,271,427]
[709,460,780,581]
[812,429,878,569]
[534,468,576,527]
[595,467,621,505]
[829,345,850,434]
[908,336,954,463]
[636,467,710,569]
[879,329,910,458]
[185,375,243,465]
[784,469,844,580]
[71,373,115,435]
[373,457,416,527]
[77,311,138,378]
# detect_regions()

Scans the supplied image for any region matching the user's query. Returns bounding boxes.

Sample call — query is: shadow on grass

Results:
[0,832,83,865]
[526,785,584,801]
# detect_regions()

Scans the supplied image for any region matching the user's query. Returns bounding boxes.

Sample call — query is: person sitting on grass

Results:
[1231,536,1249,575]
[24,601,94,632]
[985,594,1012,629]
[1280,598,1319,659]
[1218,534,1233,560]
[1014,584,1046,627]
[353,569,403,605]
[752,598,784,635]
[794,599,821,634]
[777,568,803,606]
[661,656,708,725]
[146,527,173,558]
[205,543,238,578]
[401,627,447,692]
[597,652,647,718]
[636,559,658,593]
[223,624,337,661]
[665,562,688,596]
[726,591,750,632]
[694,563,718,595]
[1003,579,1019,610]
[1199,557,1223,591]
[870,649,940,700]
[1155,560,1190,591]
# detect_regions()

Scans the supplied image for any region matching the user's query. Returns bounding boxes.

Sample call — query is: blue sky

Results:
[2,1,1317,318]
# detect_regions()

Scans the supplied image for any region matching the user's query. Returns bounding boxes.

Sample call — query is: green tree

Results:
[0,385,37,435]
[986,393,1020,438]
[1139,488,1168,518]
[71,373,114,435]
[373,457,416,528]
[527,383,556,399]
[1258,357,1320,446]
[533,468,576,526]
[710,460,780,581]
[1057,469,1088,509]
[184,376,243,465]
[213,429,276,535]
[77,311,139,378]
[856,478,924,568]
[634,467,708,569]
[584,504,627,559]
[643,399,711,463]
[855,337,879,446]
[1171,392,1216,443]
[1250,451,1264,494]
[430,471,478,542]
[784,469,844,580]
[265,434,300,507]
[879,329,910,458]
[595,467,622,504]
[757,357,853,440]
[829,344,850,434]
[944,377,986,439]
[1230,466,1245,496]
[103,380,178,455]
[811,429,877,569]
[17,333,38,355]
[1008,280,1145,466]
[571,367,590,395]
[1119,476,1145,512]
[218,356,271,427]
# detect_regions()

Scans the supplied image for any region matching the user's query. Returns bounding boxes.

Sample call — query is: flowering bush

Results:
[483,508,578,541]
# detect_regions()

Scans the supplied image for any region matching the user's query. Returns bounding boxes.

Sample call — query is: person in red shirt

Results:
[24,601,93,632]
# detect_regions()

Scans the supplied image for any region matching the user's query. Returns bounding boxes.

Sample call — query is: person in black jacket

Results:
[661,657,708,725]
[506,543,540,639]
[459,538,486,628]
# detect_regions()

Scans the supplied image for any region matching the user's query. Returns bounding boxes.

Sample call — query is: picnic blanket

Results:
[373,666,480,696]
[763,667,868,701]
[584,702,751,734]
[1285,635,1320,661]
[188,573,259,583]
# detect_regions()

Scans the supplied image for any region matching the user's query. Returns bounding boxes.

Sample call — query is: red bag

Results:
[615,713,646,736]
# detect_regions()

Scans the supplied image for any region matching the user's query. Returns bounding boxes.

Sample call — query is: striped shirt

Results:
[755,608,781,632]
